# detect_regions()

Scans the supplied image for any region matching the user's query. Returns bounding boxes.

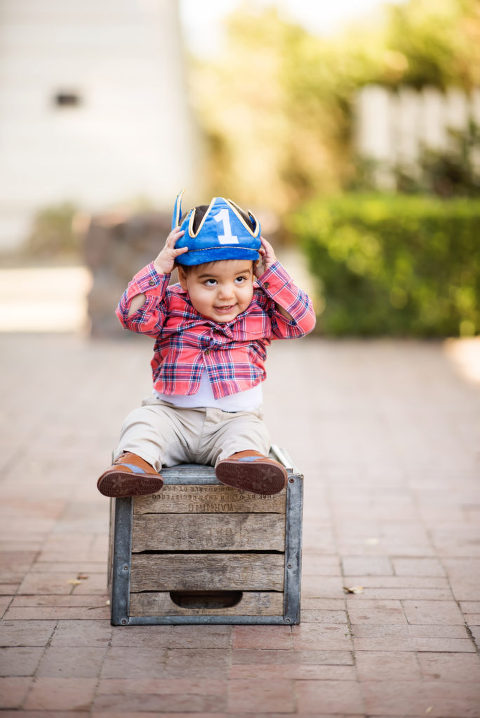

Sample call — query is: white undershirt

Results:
[153,371,262,412]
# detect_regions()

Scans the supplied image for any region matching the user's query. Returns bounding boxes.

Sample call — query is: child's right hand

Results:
[153,227,188,274]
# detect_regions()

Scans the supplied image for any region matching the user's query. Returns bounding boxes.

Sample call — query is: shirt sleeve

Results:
[255,260,316,339]
[116,262,170,336]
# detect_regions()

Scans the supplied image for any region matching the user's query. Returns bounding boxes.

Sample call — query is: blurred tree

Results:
[188,0,480,216]
[190,6,341,219]
[380,0,480,89]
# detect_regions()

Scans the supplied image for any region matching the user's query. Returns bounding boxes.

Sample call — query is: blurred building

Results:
[0,0,198,250]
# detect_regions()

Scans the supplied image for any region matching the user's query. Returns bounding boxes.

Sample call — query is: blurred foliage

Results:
[380,0,480,89]
[291,194,480,336]
[189,0,480,214]
[24,202,80,258]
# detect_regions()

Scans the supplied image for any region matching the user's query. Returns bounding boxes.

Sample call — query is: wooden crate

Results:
[108,446,303,625]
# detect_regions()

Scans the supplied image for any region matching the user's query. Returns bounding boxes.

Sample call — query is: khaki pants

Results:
[114,396,270,472]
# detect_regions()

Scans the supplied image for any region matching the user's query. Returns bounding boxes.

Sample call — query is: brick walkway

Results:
[1,333,479,716]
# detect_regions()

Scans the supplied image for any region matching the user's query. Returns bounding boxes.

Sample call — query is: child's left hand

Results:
[254,237,277,278]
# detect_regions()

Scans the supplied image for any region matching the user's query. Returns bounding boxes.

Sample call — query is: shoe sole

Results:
[97,471,163,498]
[215,460,287,495]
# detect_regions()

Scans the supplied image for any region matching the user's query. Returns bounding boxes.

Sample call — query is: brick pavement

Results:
[1,333,479,716]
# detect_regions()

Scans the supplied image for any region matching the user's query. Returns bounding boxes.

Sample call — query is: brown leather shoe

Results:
[97,452,163,497]
[215,450,287,495]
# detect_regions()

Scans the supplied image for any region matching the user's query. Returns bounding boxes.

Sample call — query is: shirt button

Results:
[204,349,210,355]
[148,279,155,286]
[263,281,270,289]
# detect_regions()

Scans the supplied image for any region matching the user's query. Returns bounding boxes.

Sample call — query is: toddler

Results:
[97,193,315,497]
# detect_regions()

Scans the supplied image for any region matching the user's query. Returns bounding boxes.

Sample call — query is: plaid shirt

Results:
[117,260,316,398]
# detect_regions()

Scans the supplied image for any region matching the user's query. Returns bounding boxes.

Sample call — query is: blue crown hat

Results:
[171,189,185,231]
[171,193,261,267]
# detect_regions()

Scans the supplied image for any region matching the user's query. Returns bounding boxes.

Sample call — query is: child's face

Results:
[178,259,254,323]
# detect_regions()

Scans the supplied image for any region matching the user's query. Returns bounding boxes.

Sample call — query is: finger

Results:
[173,247,188,255]
[255,258,265,273]
[167,231,185,242]
[166,228,185,246]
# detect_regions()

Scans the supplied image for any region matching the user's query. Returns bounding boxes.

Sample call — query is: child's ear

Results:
[177,266,188,290]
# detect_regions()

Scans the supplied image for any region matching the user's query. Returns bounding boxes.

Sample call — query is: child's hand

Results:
[153,227,188,274]
[254,237,277,278]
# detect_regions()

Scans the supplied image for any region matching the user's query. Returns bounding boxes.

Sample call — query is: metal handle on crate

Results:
[170,590,243,609]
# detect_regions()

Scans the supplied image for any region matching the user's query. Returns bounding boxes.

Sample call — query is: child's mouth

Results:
[214,304,235,313]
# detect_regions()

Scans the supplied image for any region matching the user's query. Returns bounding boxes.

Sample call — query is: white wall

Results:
[0,0,198,249]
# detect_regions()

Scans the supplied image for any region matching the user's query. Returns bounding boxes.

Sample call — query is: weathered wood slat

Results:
[130,553,285,592]
[133,485,286,515]
[132,513,285,552]
[161,465,217,480]
[129,590,284,617]
[107,499,115,591]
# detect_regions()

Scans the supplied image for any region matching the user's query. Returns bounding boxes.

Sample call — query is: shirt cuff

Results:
[130,262,170,293]
[255,260,292,299]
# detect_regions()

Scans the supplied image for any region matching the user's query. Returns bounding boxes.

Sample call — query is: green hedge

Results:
[290,194,480,337]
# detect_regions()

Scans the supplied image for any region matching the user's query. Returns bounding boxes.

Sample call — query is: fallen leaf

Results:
[425,708,433,715]
[343,585,364,594]
[77,574,89,580]
[67,579,82,586]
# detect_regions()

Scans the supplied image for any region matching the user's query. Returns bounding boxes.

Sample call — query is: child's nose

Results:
[218,283,234,299]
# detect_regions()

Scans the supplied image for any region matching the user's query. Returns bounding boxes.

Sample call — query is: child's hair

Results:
[181,203,256,235]
[178,202,257,274]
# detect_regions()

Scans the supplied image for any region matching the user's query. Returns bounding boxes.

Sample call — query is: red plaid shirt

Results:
[117,260,315,398]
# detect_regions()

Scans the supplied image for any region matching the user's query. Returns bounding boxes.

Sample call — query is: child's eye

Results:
[204,278,217,287]
[235,276,248,284]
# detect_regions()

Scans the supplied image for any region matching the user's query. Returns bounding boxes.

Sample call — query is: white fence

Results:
[355,85,480,186]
